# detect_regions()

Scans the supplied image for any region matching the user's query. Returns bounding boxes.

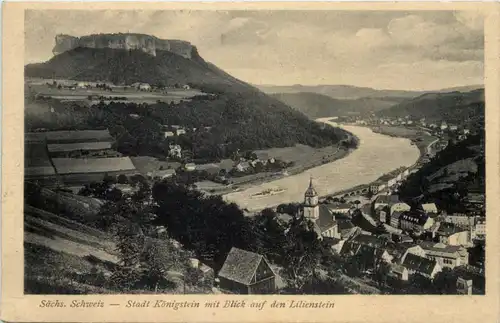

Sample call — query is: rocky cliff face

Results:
[52,33,195,59]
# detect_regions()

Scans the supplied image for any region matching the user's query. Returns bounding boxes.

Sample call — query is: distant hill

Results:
[376,89,485,124]
[270,92,405,119]
[257,84,425,100]
[257,84,484,100]
[25,35,349,160]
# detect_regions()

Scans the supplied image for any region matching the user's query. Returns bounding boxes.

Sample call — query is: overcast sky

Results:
[25,10,484,90]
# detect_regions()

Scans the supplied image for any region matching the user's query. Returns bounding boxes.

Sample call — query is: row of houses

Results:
[370,194,485,245]
[300,187,476,283]
[335,231,471,281]
[369,168,411,194]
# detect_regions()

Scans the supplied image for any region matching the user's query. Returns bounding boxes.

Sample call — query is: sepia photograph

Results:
[21,8,486,298]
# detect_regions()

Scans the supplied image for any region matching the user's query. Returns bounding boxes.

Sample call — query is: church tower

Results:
[303,176,319,220]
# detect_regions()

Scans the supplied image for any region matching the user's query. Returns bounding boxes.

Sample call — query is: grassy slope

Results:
[24,203,119,294]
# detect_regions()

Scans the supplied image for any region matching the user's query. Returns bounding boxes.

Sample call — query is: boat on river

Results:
[251,188,286,198]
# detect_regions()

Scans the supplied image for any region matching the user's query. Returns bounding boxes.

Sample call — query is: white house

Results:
[402,253,442,279]
[77,81,89,89]
[138,83,151,91]
[235,162,250,172]
[326,203,353,215]
[391,264,409,281]
[176,129,186,136]
[474,218,486,239]
[388,178,397,188]
[184,163,196,171]
[152,169,176,179]
[398,211,435,231]
[164,131,175,138]
[169,145,182,159]
[419,242,469,269]
[390,202,411,216]
[438,229,472,247]
[369,181,386,194]
[422,203,438,214]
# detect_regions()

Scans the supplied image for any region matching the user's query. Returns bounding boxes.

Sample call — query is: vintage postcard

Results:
[1,2,499,323]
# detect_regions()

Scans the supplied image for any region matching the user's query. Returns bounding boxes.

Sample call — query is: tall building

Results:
[300,177,338,239]
[303,176,320,220]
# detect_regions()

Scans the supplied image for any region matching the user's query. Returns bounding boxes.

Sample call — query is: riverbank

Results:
[368,125,437,157]
[223,119,420,211]
[198,127,358,196]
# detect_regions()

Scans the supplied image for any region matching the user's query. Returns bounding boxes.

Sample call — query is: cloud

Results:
[454,11,484,31]
[25,10,484,90]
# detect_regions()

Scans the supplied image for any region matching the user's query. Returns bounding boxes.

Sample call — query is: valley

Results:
[22,31,486,297]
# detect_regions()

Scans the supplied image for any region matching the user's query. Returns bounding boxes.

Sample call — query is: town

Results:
[22,13,485,297]
[24,105,485,295]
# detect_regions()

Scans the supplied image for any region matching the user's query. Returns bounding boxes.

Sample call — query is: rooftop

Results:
[374,194,400,205]
[326,203,352,210]
[403,253,437,276]
[419,241,467,255]
[218,247,270,285]
[314,205,337,233]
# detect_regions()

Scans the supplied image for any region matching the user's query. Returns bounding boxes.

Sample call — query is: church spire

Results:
[305,175,318,198]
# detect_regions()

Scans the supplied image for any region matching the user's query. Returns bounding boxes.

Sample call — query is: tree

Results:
[373,261,391,288]
[276,203,299,215]
[133,182,151,202]
[248,208,287,261]
[280,220,325,292]
[105,187,123,202]
[140,238,189,292]
[433,268,459,294]
[408,273,433,294]
[115,221,145,268]
[103,173,116,186]
[117,174,129,184]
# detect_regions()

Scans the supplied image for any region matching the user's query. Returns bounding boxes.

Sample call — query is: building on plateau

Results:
[300,177,339,239]
[218,247,276,294]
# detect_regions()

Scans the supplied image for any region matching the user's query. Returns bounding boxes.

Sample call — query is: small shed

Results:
[218,247,276,294]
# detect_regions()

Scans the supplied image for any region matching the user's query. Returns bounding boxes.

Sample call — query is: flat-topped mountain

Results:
[53,33,195,58]
[25,33,351,162]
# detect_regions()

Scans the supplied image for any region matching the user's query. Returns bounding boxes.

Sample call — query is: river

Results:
[222,117,420,211]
